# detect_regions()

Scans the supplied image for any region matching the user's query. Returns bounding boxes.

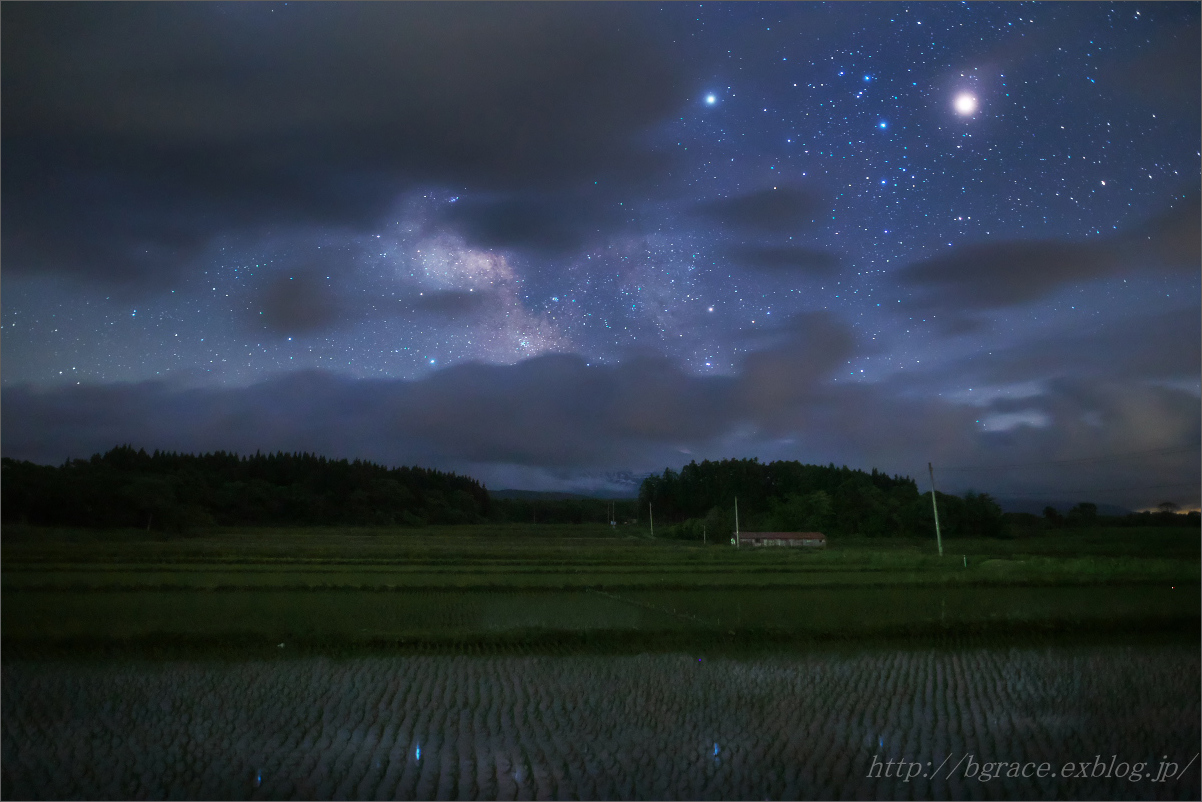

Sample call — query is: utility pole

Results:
[928,462,943,557]
[734,496,740,548]
[649,502,654,538]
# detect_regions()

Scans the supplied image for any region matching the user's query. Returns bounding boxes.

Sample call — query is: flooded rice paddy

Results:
[3,640,1198,800]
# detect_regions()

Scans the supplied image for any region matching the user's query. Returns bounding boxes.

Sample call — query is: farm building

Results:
[742,532,826,548]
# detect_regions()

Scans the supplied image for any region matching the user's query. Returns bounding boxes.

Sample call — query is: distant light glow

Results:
[954,93,978,115]
[878,120,888,129]
[705,94,717,105]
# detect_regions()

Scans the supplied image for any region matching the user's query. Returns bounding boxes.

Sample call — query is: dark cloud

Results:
[932,306,1202,387]
[722,244,841,274]
[900,240,1115,309]
[7,366,1196,512]
[409,290,492,317]
[0,312,816,466]
[1098,8,1201,114]
[4,307,1197,508]
[968,379,1201,499]
[257,272,342,336]
[899,192,1200,310]
[0,313,848,469]
[691,187,824,235]
[435,192,626,255]
[807,379,1200,507]
[403,355,738,465]
[0,170,219,291]
[738,312,858,427]
[255,282,503,335]
[1,3,682,284]
[1119,190,1202,267]
[0,360,732,471]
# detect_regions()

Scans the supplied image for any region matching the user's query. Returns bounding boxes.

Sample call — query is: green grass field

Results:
[3,524,1198,648]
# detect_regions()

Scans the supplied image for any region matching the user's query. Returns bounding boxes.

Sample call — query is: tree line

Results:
[638,458,1006,540]
[1010,502,1200,530]
[1,446,490,529]
[0,446,642,531]
[5,447,1190,535]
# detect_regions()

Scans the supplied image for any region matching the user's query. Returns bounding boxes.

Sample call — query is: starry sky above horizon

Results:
[3,2,1199,507]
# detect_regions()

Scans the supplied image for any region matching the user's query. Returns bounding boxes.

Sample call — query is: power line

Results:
[939,445,1201,472]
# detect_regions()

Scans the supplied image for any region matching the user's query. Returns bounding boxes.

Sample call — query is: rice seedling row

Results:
[3,643,1196,800]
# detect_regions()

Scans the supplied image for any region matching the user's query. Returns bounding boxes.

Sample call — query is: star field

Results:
[2,2,1198,504]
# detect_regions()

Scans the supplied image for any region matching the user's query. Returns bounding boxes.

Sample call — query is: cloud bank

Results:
[6,311,1197,507]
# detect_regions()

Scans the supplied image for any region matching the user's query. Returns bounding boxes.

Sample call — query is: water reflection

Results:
[1,644,1194,800]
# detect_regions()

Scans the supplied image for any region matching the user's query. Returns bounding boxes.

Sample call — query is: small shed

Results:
[742,532,826,548]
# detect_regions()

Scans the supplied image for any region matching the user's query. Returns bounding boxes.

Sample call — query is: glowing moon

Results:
[954,93,978,115]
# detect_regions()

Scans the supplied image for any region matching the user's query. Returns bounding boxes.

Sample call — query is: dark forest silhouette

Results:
[638,458,1198,540]
[2,446,488,529]
[639,458,1005,539]
[2,448,1193,534]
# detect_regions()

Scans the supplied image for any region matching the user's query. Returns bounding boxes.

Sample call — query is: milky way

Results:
[2,2,1198,505]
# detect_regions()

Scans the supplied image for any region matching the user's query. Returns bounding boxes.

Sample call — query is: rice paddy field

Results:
[3,641,1198,800]
[2,525,1199,799]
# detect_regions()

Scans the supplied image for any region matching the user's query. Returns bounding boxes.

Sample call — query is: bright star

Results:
[954,93,978,115]
[705,94,717,105]
[878,120,888,129]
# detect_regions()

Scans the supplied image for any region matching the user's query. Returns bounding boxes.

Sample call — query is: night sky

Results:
[3,2,1199,508]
